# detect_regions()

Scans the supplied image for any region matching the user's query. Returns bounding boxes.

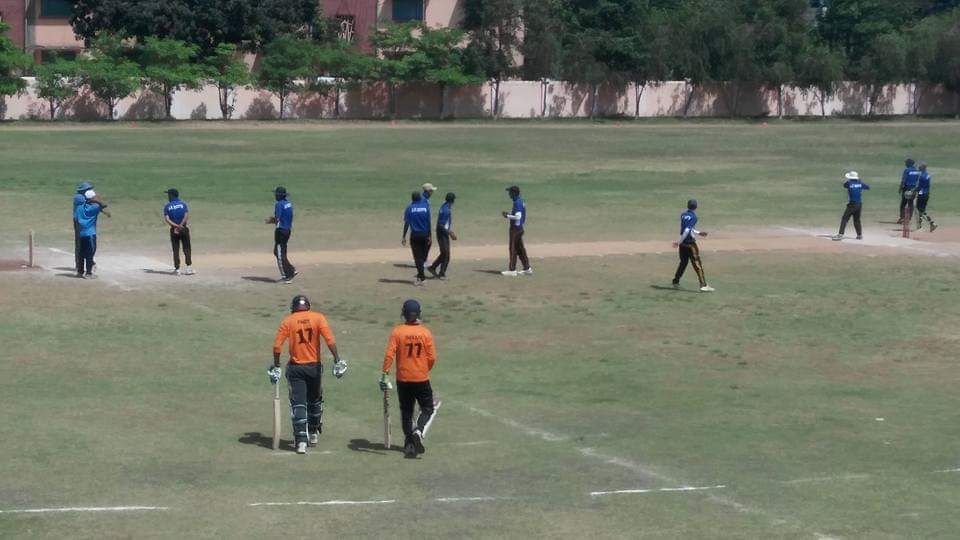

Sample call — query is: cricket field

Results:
[0,120,958,539]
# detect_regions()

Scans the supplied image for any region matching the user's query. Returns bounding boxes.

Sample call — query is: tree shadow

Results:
[238,431,292,450]
[649,285,699,294]
[243,276,280,283]
[378,278,416,285]
[143,268,177,275]
[347,438,402,454]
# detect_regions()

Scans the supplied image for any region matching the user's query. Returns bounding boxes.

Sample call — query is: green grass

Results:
[0,121,958,538]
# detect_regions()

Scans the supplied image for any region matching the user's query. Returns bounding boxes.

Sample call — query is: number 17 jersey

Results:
[383,323,436,383]
[273,311,336,364]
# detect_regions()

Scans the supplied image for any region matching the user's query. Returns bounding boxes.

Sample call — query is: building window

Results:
[392,0,423,22]
[337,15,356,42]
[40,50,78,63]
[41,0,73,17]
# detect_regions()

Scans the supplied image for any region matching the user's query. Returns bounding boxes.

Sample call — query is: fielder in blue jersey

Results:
[163,188,193,275]
[834,171,870,240]
[501,185,531,276]
[672,199,713,292]
[402,192,432,285]
[265,186,296,283]
[898,158,921,224]
[74,189,111,278]
[428,192,457,279]
[915,163,938,232]
[73,181,93,275]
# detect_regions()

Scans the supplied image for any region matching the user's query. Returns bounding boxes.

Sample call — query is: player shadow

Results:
[378,278,417,285]
[474,269,504,275]
[55,272,84,278]
[53,266,76,272]
[242,276,279,283]
[649,284,700,294]
[392,263,417,269]
[143,268,178,275]
[877,220,902,225]
[347,438,403,455]
[238,431,293,450]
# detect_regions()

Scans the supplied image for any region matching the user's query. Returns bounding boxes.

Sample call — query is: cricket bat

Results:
[272,383,281,451]
[383,389,392,450]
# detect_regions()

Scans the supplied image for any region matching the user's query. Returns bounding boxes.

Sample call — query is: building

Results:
[0,0,26,49]
[21,0,83,62]
[323,0,464,51]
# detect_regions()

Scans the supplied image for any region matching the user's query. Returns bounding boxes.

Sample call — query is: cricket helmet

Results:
[506,185,520,195]
[77,182,93,193]
[445,192,456,203]
[291,295,311,313]
[274,186,288,197]
[402,299,421,322]
[165,188,179,198]
[687,199,698,210]
[905,158,915,168]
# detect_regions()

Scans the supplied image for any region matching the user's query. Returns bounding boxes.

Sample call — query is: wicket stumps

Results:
[28,230,35,267]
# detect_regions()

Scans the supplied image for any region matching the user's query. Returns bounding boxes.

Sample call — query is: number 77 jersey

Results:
[383,323,436,383]
[273,311,337,364]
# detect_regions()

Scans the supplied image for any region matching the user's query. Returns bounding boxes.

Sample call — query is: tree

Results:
[370,22,418,117]
[34,55,81,120]
[925,10,960,116]
[855,32,907,114]
[818,0,915,65]
[750,0,810,118]
[796,42,846,116]
[257,35,316,119]
[463,0,524,117]
[141,37,206,119]
[312,40,376,118]
[204,43,250,119]
[78,34,142,120]
[0,22,32,120]
[520,0,564,80]
[70,0,319,53]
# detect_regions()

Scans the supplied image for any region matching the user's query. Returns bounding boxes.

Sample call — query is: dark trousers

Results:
[508,227,530,271]
[170,226,192,269]
[286,363,323,443]
[73,220,83,274]
[410,232,431,280]
[397,380,434,443]
[79,235,97,274]
[916,195,934,226]
[899,192,915,222]
[274,228,295,279]
[839,202,862,236]
[429,230,451,276]
[673,242,706,287]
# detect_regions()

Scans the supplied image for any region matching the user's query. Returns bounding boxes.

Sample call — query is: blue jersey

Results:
[901,166,920,190]
[75,203,102,237]
[73,194,86,216]
[437,202,452,232]
[510,197,526,228]
[274,200,293,230]
[680,209,698,244]
[918,172,931,196]
[405,200,431,234]
[843,179,870,204]
[163,199,189,225]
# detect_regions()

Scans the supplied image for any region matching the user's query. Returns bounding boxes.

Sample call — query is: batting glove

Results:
[333,359,348,379]
[379,372,393,392]
[267,365,282,385]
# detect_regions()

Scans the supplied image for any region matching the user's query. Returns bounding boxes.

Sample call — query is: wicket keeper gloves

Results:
[267,365,282,384]
[378,372,393,392]
[332,359,348,379]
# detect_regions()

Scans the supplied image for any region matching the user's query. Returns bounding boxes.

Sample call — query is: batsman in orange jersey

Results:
[271,295,346,454]
[381,299,437,458]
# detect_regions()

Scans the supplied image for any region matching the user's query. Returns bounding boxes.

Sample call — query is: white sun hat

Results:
[844,171,860,180]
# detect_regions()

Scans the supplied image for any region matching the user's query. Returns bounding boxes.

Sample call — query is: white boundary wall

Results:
[3,79,958,120]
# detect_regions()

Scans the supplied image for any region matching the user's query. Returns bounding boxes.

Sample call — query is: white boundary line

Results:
[435,496,505,503]
[591,485,726,497]
[934,468,960,473]
[0,506,168,514]
[249,500,395,507]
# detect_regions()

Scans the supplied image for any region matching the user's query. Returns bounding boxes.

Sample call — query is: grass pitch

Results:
[0,120,958,539]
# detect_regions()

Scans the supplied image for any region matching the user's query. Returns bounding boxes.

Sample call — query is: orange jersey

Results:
[273,311,336,365]
[383,323,436,382]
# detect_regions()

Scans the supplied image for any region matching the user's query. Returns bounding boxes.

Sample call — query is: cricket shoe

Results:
[427,266,439,278]
[414,277,425,286]
[500,270,519,276]
[856,235,863,240]
[520,268,533,276]
[296,442,308,454]
[84,273,96,279]
[309,431,319,446]
[403,442,417,458]
[412,429,426,455]
[174,269,181,276]
[437,274,447,280]
[184,266,195,275]
[930,223,938,232]
[699,285,715,292]
[831,234,843,241]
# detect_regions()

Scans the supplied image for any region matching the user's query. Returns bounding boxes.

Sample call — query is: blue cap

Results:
[77,182,93,193]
